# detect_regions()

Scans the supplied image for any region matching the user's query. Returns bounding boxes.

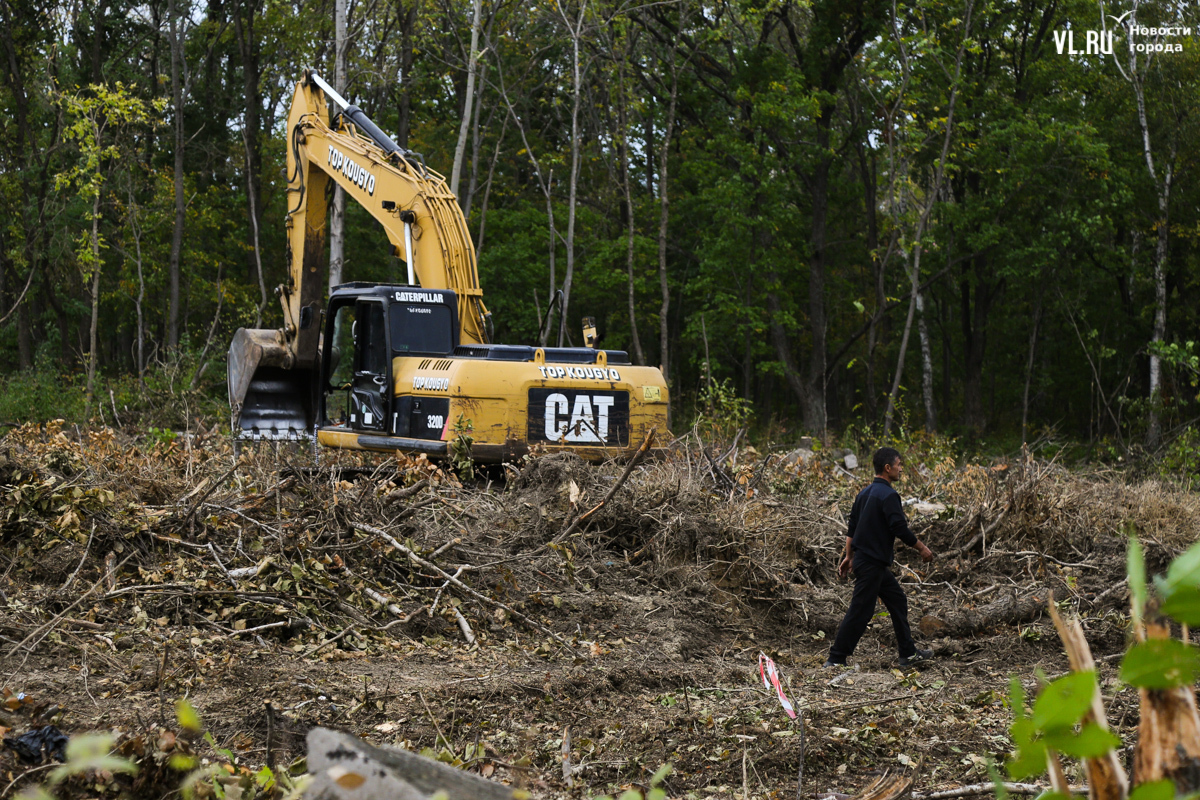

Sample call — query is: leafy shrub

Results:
[695,376,753,445]
[1160,426,1200,481]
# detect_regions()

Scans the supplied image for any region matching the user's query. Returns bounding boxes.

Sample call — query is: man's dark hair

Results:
[873,447,902,475]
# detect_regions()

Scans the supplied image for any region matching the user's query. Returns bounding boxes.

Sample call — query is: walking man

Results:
[825,447,935,668]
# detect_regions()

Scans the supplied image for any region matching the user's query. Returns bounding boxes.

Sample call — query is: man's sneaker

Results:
[898,648,933,668]
[823,659,847,669]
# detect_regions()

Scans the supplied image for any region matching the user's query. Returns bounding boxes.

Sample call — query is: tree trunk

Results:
[655,45,678,380]
[232,0,262,293]
[395,0,416,149]
[1123,6,1173,449]
[127,191,147,385]
[916,287,936,432]
[766,281,812,416]
[960,251,996,434]
[1145,152,1172,449]
[86,192,101,412]
[474,112,507,255]
[803,115,833,434]
[884,246,920,436]
[540,171,556,347]
[859,145,885,422]
[462,75,487,221]
[642,111,654,196]
[450,0,482,201]
[0,0,38,371]
[1021,290,1043,444]
[556,5,584,348]
[618,63,644,366]
[16,290,31,370]
[167,0,185,349]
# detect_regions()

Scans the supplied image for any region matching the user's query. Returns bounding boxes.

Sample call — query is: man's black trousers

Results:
[829,558,916,662]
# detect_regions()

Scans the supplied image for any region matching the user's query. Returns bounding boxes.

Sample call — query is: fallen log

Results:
[917,588,1049,638]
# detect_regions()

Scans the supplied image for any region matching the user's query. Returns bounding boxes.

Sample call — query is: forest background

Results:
[1,0,1198,462]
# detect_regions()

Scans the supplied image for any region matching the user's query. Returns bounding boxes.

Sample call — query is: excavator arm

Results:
[229,70,490,438]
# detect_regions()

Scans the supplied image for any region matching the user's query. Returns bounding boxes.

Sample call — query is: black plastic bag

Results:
[4,725,69,763]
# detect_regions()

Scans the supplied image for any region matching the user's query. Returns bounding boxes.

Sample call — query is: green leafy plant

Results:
[171,697,307,800]
[16,733,138,800]
[1004,531,1200,799]
[448,415,475,481]
[1006,671,1121,780]
[1160,426,1200,481]
[696,376,752,444]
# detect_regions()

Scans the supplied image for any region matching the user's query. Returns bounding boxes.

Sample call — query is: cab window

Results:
[390,303,453,355]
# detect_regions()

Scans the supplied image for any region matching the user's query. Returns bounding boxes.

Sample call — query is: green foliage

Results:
[0,351,227,429]
[12,732,136,800]
[0,364,88,424]
[176,698,202,731]
[1006,671,1120,779]
[1121,639,1200,689]
[1154,539,1200,626]
[1160,426,1200,480]
[1149,341,1200,399]
[695,375,753,444]
[448,415,475,482]
[1128,780,1176,800]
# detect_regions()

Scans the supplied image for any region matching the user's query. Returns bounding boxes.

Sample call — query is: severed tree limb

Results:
[955,501,1012,556]
[1133,620,1200,793]
[454,608,476,646]
[1047,599,1128,800]
[302,624,359,658]
[340,563,418,623]
[429,538,461,560]
[849,771,912,800]
[384,479,429,504]
[179,464,239,527]
[910,783,1087,799]
[228,621,288,638]
[554,428,655,544]
[1047,749,1071,797]
[1088,579,1128,608]
[59,522,96,593]
[353,522,583,658]
[562,725,573,789]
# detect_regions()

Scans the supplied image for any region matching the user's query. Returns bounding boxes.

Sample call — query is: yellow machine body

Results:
[316,353,668,462]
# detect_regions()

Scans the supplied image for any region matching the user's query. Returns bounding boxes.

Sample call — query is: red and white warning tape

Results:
[758,652,796,719]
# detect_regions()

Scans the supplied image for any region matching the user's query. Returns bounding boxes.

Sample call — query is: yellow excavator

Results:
[228,71,669,462]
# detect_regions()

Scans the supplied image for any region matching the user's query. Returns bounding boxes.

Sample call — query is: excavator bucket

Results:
[228,328,317,440]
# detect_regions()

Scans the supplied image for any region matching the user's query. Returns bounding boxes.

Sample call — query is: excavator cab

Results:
[319,283,459,435]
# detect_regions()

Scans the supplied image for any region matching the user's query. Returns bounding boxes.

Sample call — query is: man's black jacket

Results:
[847,477,917,566]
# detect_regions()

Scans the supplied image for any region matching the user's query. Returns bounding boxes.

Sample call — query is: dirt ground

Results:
[0,423,1195,799]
